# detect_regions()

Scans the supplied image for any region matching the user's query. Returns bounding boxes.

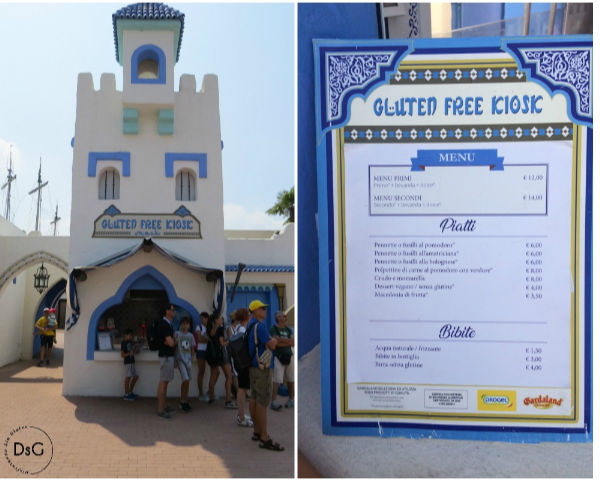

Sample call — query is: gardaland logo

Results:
[3,426,53,475]
[523,394,563,409]
[477,390,516,411]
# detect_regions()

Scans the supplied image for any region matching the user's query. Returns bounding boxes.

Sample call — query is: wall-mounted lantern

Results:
[33,263,50,293]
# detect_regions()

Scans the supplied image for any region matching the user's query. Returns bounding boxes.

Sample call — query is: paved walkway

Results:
[0,332,294,478]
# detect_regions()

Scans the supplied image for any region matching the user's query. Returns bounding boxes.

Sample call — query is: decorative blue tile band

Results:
[88,152,131,177]
[165,153,207,178]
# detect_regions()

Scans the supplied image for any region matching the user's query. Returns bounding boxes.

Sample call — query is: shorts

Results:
[273,354,295,384]
[40,335,54,348]
[237,366,250,390]
[196,350,206,360]
[177,359,192,382]
[124,363,137,378]
[249,367,272,406]
[159,356,175,382]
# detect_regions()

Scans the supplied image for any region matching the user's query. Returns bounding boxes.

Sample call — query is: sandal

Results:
[259,438,284,451]
[251,432,260,441]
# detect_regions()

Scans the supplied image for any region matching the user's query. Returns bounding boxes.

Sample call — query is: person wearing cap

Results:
[247,299,284,451]
[35,307,56,366]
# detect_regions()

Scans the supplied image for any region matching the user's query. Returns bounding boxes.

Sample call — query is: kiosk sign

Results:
[93,205,202,238]
[315,36,591,441]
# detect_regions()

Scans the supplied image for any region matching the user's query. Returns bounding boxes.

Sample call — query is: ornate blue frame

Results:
[314,35,592,442]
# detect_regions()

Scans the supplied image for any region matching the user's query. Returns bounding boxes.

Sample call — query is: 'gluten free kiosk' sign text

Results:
[93,205,202,238]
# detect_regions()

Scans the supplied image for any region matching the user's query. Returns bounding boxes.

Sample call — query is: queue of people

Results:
[120,300,292,452]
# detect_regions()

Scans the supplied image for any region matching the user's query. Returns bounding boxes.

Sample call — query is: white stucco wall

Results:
[0,271,26,367]
[225,222,294,267]
[0,217,25,236]
[70,71,224,271]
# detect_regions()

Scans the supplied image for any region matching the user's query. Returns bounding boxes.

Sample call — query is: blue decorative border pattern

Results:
[503,39,592,127]
[344,123,573,143]
[316,43,412,136]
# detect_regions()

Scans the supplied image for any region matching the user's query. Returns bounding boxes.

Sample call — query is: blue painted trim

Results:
[131,44,166,85]
[583,128,592,437]
[70,137,74,148]
[88,152,131,177]
[165,153,207,178]
[86,265,200,360]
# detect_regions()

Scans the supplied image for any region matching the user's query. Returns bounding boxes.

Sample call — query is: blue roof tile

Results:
[112,3,185,62]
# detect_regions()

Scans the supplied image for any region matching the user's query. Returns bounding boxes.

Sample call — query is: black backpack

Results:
[228,323,254,370]
[147,319,161,351]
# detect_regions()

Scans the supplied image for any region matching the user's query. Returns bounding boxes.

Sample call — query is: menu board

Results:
[314,36,591,441]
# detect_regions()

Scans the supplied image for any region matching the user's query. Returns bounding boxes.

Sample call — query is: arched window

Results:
[131,44,166,84]
[176,169,196,201]
[99,168,120,200]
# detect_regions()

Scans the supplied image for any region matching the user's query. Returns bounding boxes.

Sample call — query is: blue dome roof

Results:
[112,3,185,62]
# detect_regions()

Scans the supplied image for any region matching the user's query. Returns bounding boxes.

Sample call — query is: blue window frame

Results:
[131,44,166,84]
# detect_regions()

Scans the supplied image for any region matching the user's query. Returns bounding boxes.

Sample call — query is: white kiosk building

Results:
[60,3,292,396]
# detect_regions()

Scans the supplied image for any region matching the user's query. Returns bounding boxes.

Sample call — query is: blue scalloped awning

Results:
[112,3,185,62]
[225,265,294,273]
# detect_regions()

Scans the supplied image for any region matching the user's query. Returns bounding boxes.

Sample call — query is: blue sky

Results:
[0,2,294,234]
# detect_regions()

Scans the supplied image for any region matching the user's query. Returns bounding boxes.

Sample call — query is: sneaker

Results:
[157,410,171,419]
[225,400,238,409]
[236,414,253,427]
[198,394,210,402]
[123,393,135,401]
[130,393,139,399]
[245,414,253,422]
[270,401,283,411]
[284,399,294,408]
[180,401,192,412]
[46,360,50,366]
[37,361,44,367]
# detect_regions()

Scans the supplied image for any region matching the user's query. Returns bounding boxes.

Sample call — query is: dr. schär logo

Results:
[4,426,53,475]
